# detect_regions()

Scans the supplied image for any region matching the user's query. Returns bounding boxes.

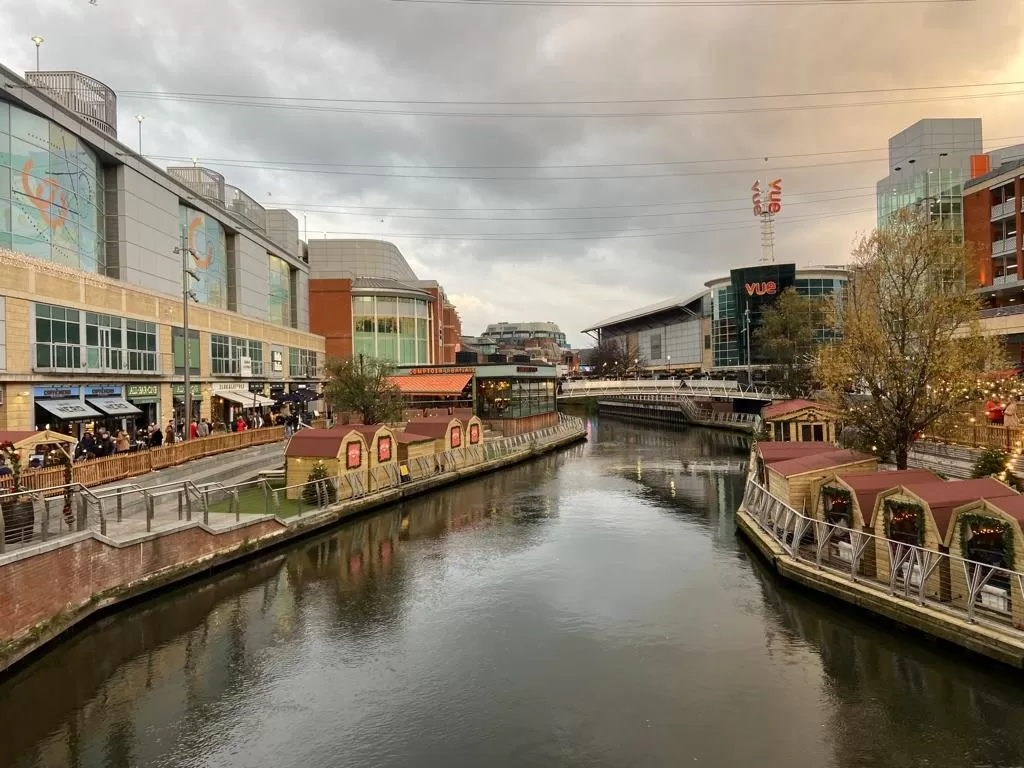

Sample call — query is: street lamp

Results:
[634,357,639,380]
[30,36,43,72]
[666,355,671,377]
[135,114,145,155]
[173,238,201,440]
[743,305,752,385]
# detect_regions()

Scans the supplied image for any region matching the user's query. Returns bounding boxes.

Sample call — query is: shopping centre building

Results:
[308,239,461,366]
[582,263,848,376]
[0,65,325,433]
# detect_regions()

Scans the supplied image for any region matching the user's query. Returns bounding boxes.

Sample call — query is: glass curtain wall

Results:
[352,294,431,364]
[475,378,556,419]
[877,169,964,236]
[711,286,740,367]
[0,102,105,271]
[267,255,292,326]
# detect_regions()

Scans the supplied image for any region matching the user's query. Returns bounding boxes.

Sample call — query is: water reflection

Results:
[2,420,1024,768]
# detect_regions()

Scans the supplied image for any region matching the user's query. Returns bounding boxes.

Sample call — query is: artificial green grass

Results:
[204,480,323,519]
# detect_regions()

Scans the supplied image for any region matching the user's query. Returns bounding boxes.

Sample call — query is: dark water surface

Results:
[4,418,1024,768]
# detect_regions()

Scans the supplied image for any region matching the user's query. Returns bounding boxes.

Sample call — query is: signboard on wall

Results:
[33,385,80,399]
[729,263,797,366]
[126,384,160,400]
[451,426,462,449]
[271,349,284,373]
[378,436,392,463]
[346,441,362,469]
[84,384,123,398]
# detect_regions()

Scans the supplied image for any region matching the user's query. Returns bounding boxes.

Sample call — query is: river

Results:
[3,417,1024,768]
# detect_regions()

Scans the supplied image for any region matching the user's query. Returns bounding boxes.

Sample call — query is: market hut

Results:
[813,469,939,572]
[945,495,1024,624]
[395,432,437,480]
[406,417,464,454]
[752,441,829,485]
[283,428,369,499]
[351,424,399,491]
[760,399,842,444]
[872,478,1019,600]
[764,448,877,514]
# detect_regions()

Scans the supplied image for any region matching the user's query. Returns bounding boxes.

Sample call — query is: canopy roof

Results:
[284,428,366,458]
[0,430,77,449]
[900,478,1019,538]
[833,469,939,525]
[756,441,832,465]
[405,418,460,439]
[390,373,473,396]
[769,449,874,478]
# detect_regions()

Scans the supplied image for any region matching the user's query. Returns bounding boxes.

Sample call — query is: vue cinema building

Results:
[0,65,325,433]
[583,263,847,375]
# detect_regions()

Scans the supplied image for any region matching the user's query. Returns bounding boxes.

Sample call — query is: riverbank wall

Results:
[0,419,587,675]
[736,482,1024,668]
[595,398,760,434]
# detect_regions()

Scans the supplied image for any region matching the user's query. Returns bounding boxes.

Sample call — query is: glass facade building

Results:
[352,295,431,365]
[267,254,292,326]
[876,168,965,235]
[709,266,847,368]
[0,101,105,272]
[475,377,557,419]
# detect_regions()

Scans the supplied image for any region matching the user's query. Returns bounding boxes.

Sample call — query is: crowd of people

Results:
[67,411,307,462]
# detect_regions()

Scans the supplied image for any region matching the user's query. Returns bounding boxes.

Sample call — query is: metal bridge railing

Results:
[743,478,1024,634]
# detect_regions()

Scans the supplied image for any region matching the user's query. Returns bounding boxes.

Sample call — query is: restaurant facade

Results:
[390,363,560,436]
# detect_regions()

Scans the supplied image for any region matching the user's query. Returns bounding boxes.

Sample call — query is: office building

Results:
[0,65,324,432]
[875,118,982,233]
[307,239,461,366]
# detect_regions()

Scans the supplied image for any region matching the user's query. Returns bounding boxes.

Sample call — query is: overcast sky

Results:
[1,0,1022,346]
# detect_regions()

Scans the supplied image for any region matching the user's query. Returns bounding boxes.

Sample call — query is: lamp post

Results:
[174,236,201,440]
[135,114,145,155]
[743,305,752,385]
[666,355,671,377]
[634,358,639,381]
[30,36,43,71]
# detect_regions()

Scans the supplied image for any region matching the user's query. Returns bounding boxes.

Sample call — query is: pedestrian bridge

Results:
[559,378,783,402]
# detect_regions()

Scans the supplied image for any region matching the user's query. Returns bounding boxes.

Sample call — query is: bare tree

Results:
[323,354,406,425]
[815,212,1001,468]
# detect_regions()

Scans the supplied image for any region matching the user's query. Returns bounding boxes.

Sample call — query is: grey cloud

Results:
[1,0,1021,344]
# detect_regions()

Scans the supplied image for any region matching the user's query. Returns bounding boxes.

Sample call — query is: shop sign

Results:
[248,382,268,394]
[378,436,392,463]
[34,384,79,399]
[470,424,480,445]
[84,384,123,398]
[270,383,286,395]
[744,281,777,297]
[170,384,202,397]
[451,426,462,449]
[408,367,475,376]
[240,357,253,377]
[271,350,284,373]
[516,366,538,373]
[126,384,160,400]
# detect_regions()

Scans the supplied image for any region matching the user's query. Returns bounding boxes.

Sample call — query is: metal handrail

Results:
[743,478,1024,631]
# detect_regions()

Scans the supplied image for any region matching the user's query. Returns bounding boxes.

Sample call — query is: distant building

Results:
[482,322,568,349]
[582,263,848,375]
[307,240,461,365]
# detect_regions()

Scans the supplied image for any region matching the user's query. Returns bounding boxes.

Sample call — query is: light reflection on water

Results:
[2,417,1024,768]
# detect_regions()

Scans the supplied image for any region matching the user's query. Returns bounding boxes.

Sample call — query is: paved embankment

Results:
[0,421,587,674]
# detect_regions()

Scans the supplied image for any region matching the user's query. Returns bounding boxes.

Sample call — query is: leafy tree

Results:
[754,287,828,398]
[815,212,1001,469]
[323,354,406,425]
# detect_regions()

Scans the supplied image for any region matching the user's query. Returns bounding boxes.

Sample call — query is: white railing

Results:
[560,378,781,401]
[992,201,1016,220]
[742,479,1024,631]
[992,237,1016,257]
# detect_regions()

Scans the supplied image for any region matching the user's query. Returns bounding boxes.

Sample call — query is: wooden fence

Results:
[0,426,285,492]
[925,423,1024,451]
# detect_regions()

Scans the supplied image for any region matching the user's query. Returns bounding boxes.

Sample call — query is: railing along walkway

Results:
[742,479,1024,635]
[0,415,586,555]
[560,378,782,402]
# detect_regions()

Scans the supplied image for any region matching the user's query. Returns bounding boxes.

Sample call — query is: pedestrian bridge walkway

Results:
[559,378,783,402]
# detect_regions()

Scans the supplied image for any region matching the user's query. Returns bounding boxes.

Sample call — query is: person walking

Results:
[190,419,199,440]
[198,418,210,438]
[165,421,177,445]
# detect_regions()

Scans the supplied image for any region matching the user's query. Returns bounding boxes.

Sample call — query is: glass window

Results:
[248,339,264,375]
[173,328,200,375]
[84,311,123,370]
[211,334,232,375]
[0,297,5,370]
[35,303,81,370]
[126,319,158,372]
[267,254,293,328]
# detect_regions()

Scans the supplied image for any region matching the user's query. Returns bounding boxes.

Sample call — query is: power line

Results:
[303,206,874,241]
[391,0,971,6]
[115,87,1024,119]
[262,184,879,213]
[278,191,872,221]
[145,132,1024,171]
[114,77,1023,108]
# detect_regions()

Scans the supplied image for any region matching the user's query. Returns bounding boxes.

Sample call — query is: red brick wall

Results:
[0,519,284,642]
[309,279,354,360]
[963,188,993,288]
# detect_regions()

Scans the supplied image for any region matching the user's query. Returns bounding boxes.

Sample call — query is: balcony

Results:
[992,237,1016,257]
[992,201,1017,220]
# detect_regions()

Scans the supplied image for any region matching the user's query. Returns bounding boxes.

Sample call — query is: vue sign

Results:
[745,281,777,297]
